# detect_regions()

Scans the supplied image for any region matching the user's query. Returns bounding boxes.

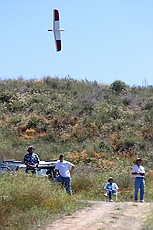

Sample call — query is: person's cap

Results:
[27,146,35,151]
[136,158,142,163]
[108,177,113,182]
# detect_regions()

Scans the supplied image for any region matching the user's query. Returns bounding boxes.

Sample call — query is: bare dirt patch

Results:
[45,201,152,230]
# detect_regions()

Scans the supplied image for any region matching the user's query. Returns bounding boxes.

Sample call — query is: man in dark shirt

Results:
[24,146,40,174]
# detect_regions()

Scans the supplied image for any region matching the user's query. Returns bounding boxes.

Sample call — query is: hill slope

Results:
[0,77,153,168]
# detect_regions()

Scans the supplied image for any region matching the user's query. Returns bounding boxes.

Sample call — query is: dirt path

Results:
[46,201,152,230]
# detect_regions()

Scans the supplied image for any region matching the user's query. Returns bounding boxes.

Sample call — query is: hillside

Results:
[0,77,153,167]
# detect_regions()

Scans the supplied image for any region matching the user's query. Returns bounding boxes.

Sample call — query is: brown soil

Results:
[45,201,152,230]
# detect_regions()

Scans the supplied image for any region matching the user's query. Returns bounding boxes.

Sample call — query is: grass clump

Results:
[0,173,83,230]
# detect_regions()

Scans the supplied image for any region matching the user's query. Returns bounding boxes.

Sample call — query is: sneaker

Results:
[109,199,113,202]
[140,200,145,203]
[134,200,138,202]
[103,193,107,197]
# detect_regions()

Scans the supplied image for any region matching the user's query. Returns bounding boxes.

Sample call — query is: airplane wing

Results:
[53,9,62,52]
[48,9,64,52]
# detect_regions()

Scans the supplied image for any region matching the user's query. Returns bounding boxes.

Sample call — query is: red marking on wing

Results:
[54,9,59,21]
[56,40,61,52]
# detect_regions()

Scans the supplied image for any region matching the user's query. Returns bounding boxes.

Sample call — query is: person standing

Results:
[24,146,40,174]
[54,155,75,195]
[131,158,145,202]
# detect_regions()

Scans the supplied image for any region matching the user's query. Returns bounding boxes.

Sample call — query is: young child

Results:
[104,177,119,202]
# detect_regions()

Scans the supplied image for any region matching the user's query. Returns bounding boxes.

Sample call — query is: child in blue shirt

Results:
[104,177,119,202]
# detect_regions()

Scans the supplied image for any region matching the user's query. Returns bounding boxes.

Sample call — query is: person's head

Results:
[136,158,142,165]
[59,154,64,162]
[108,177,114,184]
[27,146,35,154]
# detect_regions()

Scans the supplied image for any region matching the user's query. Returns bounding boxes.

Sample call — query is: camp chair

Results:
[103,189,118,202]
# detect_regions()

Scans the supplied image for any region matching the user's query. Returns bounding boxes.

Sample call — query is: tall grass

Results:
[0,173,84,230]
[1,161,153,229]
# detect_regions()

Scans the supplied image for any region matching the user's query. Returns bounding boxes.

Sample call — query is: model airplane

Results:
[48,9,65,52]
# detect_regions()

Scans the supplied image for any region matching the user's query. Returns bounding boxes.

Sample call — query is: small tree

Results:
[110,80,127,93]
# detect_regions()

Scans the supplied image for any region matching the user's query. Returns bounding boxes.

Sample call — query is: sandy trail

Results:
[45,201,152,230]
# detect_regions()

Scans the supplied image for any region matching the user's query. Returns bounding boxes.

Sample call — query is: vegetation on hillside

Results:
[0,77,153,164]
[0,77,153,229]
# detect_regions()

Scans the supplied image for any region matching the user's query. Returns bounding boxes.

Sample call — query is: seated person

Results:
[104,177,119,202]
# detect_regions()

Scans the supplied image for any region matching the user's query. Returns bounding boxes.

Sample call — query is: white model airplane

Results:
[48,9,65,52]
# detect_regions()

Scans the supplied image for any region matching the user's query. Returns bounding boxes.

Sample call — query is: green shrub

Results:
[110,80,127,93]
[8,115,22,126]
[0,92,13,103]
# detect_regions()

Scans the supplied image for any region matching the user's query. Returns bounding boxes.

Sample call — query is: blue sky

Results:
[0,0,153,86]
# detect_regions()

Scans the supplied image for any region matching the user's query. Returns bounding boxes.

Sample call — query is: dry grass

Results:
[0,173,82,230]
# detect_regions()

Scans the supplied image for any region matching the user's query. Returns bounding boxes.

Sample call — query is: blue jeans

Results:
[108,190,116,200]
[55,175,72,195]
[134,177,145,201]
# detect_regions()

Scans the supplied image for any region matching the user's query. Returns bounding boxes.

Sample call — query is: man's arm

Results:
[24,156,31,167]
[54,169,60,177]
[34,162,39,168]
[25,162,38,168]
[29,154,39,168]
[70,165,75,173]
[131,171,145,176]
[131,166,137,175]
[24,161,35,168]
[131,171,137,175]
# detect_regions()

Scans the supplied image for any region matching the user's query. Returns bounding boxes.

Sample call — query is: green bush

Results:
[8,115,22,126]
[110,80,127,93]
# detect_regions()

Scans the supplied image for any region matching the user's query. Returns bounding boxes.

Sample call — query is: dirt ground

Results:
[45,201,152,230]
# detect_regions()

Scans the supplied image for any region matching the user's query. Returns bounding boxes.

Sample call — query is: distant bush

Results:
[27,116,48,131]
[7,115,22,126]
[0,92,12,103]
[110,80,127,93]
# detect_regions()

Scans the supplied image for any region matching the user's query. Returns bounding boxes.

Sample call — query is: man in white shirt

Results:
[131,158,145,202]
[54,155,75,195]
